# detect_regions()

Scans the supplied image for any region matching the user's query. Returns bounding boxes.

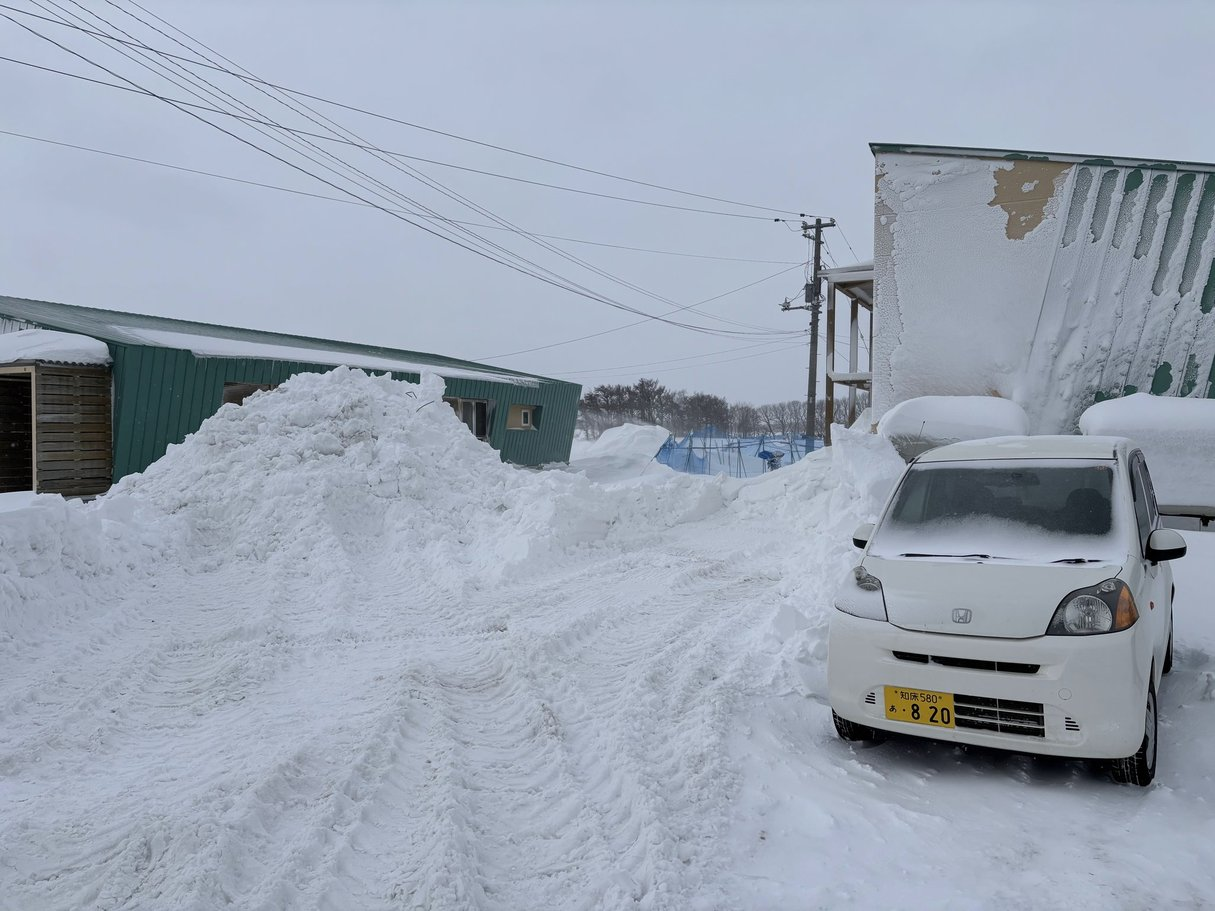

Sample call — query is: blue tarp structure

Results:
[655,429,822,478]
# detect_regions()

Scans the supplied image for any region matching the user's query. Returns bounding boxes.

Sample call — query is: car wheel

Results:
[833,710,885,743]
[1163,618,1174,676]
[1109,683,1157,786]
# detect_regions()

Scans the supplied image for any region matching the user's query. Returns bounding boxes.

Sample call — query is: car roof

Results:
[915,435,1129,463]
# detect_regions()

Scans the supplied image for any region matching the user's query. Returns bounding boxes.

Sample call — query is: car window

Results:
[1130,458,1152,554]
[870,460,1124,563]
[1138,455,1161,528]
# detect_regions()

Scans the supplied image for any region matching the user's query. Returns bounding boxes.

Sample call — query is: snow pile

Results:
[0,328,111,365]
[734,426,907,694]
[877,394,1029,460]
[7,374,1215,909]
[101,370,723,599]
[1079,393,1215,510]
[567,422,671,481]
[0,494,163,648]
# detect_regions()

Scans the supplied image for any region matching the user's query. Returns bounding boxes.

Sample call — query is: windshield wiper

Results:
[899,552,992,559]
[1050,557,1104,564]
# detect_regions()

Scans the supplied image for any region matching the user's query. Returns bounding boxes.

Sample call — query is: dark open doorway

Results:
[0,371,33,492]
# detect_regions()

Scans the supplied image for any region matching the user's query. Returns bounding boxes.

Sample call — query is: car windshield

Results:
[869,460,1124,563]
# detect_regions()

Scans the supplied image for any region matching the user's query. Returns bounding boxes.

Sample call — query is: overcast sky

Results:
[3,0,1213,406]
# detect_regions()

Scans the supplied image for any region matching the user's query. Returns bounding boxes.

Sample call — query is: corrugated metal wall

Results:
[109,344,580,480]
[1024,160,1215,429]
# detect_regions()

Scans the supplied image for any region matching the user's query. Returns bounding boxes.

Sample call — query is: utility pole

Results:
[781,217,834,444]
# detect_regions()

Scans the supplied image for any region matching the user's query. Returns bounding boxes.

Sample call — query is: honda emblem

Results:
[952,609,972,624]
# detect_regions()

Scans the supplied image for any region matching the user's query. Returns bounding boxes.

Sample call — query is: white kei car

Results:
[827,436,1187,786]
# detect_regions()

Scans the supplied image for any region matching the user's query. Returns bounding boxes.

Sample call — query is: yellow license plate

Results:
[884,686,955,728]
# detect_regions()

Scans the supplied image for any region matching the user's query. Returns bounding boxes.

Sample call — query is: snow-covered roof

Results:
[1079,393,1215,512]
[0,295,563,388]
[0,329,111,366]
[120,327,535,386]
[917,435,1126,463]
[870,142,1215,174]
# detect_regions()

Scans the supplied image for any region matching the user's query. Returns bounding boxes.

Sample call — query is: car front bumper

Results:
[827,611,1150,759]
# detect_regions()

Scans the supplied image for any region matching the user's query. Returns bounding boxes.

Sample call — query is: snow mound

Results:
[101,369,598,594]
[877,395,1029,460]
[93,369,730,593]
[568,423,672,481]
[0,494,151,645]
[0,328,111,365]
[1079,393,1215,511]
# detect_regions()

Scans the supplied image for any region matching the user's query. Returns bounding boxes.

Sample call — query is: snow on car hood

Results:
[864,555,1125,638]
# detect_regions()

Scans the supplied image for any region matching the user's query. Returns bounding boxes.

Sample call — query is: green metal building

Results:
[0,295,581,496]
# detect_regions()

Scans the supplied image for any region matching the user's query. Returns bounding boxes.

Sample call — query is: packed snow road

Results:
[2,370,1214,910]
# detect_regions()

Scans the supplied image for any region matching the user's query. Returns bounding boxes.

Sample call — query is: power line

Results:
[556,339,811,381]
[2,16,769,341]
[554,338,800,377]
[16,2,796,338]
[0,6,803,223]
[3,14,799,342]
[481,262,806,361]
[2,0,811,219]
[0,125,801,264]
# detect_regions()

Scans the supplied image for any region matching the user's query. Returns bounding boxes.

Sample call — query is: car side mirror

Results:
[1145,528,1187,563]
[852,522,875,549]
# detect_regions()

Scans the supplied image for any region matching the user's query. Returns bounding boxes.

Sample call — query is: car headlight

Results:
[1046,579,1138,635]
[835,565,889,622]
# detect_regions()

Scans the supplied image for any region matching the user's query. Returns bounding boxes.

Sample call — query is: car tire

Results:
[833,710,885,743]
[1109,683,1157,787]
[1163,618,1174,676]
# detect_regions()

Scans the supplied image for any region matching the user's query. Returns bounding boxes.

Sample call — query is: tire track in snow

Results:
[522,552,762,909]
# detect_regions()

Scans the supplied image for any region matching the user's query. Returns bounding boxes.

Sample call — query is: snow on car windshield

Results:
[869,460,1126,563]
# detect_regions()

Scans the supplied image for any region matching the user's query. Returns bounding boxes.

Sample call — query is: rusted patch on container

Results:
[989,160,1070,240]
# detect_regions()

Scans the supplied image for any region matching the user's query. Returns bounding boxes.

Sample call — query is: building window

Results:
[223,382,274,406]
[443,396,491,440]
[507,403,540,430]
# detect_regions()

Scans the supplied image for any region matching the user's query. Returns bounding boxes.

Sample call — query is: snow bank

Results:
[3,370,729,644]
[734,426,907,693]
[877,394,1029,460]
[0,494,155,646]
[1079,393,1215,510]
[567,423,671,481]
[102,370,717,595]
[0,328,111,365]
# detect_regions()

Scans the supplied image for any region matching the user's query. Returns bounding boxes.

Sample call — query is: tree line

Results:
[577,378,870,439]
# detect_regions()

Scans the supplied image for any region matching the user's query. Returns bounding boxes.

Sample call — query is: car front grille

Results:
[892,651,1040,675]
[953,694,1045,737]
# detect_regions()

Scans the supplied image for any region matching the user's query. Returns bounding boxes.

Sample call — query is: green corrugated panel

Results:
[1017,159,1215,423]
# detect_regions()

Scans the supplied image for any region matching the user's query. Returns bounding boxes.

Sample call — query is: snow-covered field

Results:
[3,370,1214,910]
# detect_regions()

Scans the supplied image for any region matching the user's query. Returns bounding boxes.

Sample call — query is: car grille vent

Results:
[864,691,878,705]
[892,651,1040,675]
[953,694,1045,738]
[1064,717,1081,732]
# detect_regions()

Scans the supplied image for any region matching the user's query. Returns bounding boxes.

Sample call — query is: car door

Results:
[1130,452,1170,669]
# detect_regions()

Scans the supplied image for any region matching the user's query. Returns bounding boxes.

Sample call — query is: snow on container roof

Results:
[0,328,111,366]
[1079,393,1215,513]
[0,295,552,387]
[917,435,1126,463]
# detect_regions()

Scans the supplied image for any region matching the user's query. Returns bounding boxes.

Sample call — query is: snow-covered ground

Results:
[3,370,1214,910]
